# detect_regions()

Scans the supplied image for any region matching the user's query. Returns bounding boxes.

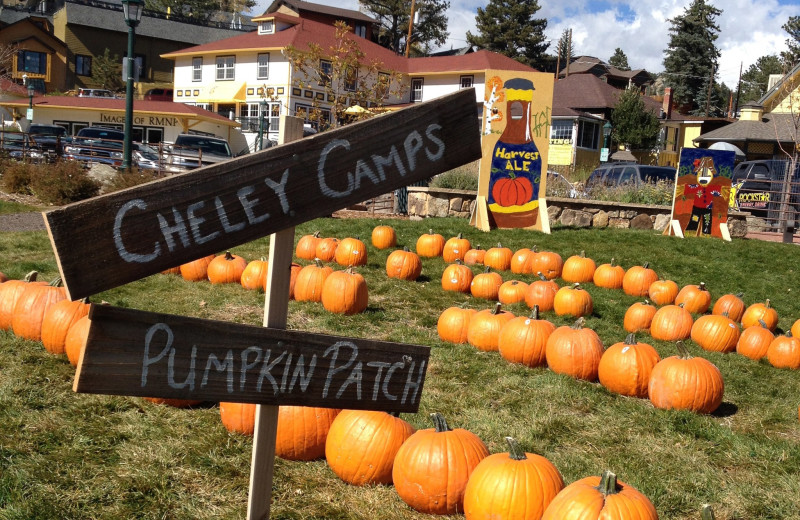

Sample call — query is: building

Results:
[558,56,654,93]
[0,16,68,94]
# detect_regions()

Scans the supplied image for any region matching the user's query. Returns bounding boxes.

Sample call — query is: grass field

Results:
[1,215,799,519]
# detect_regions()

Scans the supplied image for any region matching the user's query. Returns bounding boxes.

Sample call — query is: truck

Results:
[730,159,800,231]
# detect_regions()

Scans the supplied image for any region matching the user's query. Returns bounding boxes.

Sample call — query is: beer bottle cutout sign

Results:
[488,78,541,228]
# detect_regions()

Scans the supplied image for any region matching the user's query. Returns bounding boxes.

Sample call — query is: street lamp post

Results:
[26,76,35,122]
[121,0,144,171]
[602,120,612,162]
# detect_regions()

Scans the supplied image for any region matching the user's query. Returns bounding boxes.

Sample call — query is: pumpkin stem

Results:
[610,258,616,267]
[24,271,39,282]
[758,319,767,328]
[313,231,320,238]
[675,340,693,359]
[531,245,538,253]
[642,299,651,306]
[765,298,772,309]
[492,302,503,315]
[403,246,410,252]
[572,283,581,290]
[701,504,716,520]
[50,277,63,287]
[536,271,547,281]
[571,317,586,330]
[313,258,323,267]
[224,251,234,261]
[457,233,463,239]
[642,262,650,269]
[496,242,502,248]
[597,470,620,496]
[484,266,492,273]
[579,250,586,257]
[428,228,434,235]
[624,332,637,345]
[430,412,451,432]
[735,292,744,298]
[504,436,527,461]
[530,305,540,320]
[698,282,707,291]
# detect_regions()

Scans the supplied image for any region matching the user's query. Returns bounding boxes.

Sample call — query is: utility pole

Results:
[733,61,743,118]
[565,28,572,77]
[405,0,416,58]
[705,64,715,117]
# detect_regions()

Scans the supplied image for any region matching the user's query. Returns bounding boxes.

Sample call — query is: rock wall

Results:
[407,188,750,238]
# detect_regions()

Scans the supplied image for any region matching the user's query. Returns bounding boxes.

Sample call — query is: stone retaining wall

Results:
[407,187,750,238]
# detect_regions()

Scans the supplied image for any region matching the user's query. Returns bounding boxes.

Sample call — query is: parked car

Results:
[730,159,800,229]
[584,163,676,195]
[64,127,124,167]
[77,88,117,98]
[144,88,174,101]
[0,130,43,161]
[28,124,70,157]
[167,134,236,170]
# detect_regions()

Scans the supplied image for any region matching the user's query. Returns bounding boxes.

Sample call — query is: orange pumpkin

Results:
[792,318,800,338]
[334,237,368,267]
[648,341,724,414]
[741,299,779,331]
[530,250,563,280]
[712,292,745,322]
[296,231,322,260]
[622,262,658,297]
[467,302,515,352]
[691,313,740,353]
[675,282,712,314]
[416,229,445,258]
[623,300,656,333]
[736,320,774,360]
[463,436,564,520]
[293,259,334,302]
[498,306,556,367]
[12,278,67,341]
[598,333,661,398]
[438,306,478,344]
[766,333,800,369]
[510,248,534,274]
[393,413,489,515]
[240,257,269,290]
[371,225,397,250]
[443,233,471,263]
[325,410,414,486]
[0,271,6,283]
[41,298,90,355]
[484,243,513,271]
[180,254,216,282]
[561,250,596,284]
[593,258,625,290]
[542,470,658,520]
[648,279,679,306]
[321,267,369,315]
[386,247,422,281]
[0,271,46,330]
[649,304,694,341]
[498,280,528,305]
[220,402,256,435]
[463,245,486,266]
[524,272,559,312]
[275,406,341,461]
[160,266,181,275]
[287,262,302,299]
[470,268,503,300]
[207,251,247,284]
[65,315,91,366]
[315,237,340,262]
[553,283,593,318]
[545,317,604,381]
[441,260,474,293]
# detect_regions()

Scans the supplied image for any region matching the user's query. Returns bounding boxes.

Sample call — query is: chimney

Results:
[662,87,673,120]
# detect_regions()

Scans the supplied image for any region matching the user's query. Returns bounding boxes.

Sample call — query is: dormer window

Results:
[259,20,274,34]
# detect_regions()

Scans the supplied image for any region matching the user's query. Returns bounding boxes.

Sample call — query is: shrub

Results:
[589,180,674,206]
[104,169,160,193]
[429,161,479,190]
[0,160,36,194]
[29,161,101,205]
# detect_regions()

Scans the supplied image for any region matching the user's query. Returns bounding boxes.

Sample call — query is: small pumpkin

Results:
[498,306,556,367]
[220,402,256,435]
[530,250,563,280]
[691,313,740,353]
[0,271,46,330]
[593,258,625,290]
[293,259,334,302]
[467,302,515,352]
[741,299,779,331]
[463,245,486,266]
[443,233,471,263]
[675,282,712,314]
[287,262,302,299]
[371,225,397,250]
[207,251,247,284]
[510,248,534,274]
[791,318,800,338]
[416,229,445,258]
[334,236,368,267]
[314,237,340,262]
[12,277,67,341]
[712,292,745,322]
[545,317,604,381]
[649,303,694,341]
[542,469,658,520]
[321,267,369,315]
[561,250,596,284]
[463,436,564,520]
[498,280,528,305]
[386,247,422,281]
[623,300,657,333]
[180,254,216,281]
[393,413,489,515]
[442,260,474,293]
[736,319,774,360]
[598,333,661,398]
[648,341,724,414]
[65,315,91,366]
[41,297,90,355]
[622,262,658,297]
[648,279,679,306]
[240,257,269,290]
[484,243,513,271]
[470,267,503,300]
[160,266,181,275]
[553,283,593,318]
[766,332,800,369]
[438,306,478,344]
[325,410,414,486]
[275,406,341,461]
[296,231,322,260]
[524,272,559,312]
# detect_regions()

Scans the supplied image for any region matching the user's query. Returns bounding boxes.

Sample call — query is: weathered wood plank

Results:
[45,89,482,299]
[74,305,429,413]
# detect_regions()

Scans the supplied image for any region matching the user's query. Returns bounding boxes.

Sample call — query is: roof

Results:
[559,56,652,84]
[552,74,621,112]
[758,61,800,109]
[261,0,376,24]
[407,50,538,74]
[693,112,798,143]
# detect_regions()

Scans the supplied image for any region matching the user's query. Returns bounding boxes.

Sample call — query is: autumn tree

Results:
[662,0,722,112]
[284,21,404,131]
[609,48,630,70]
[466,0,549,69]
[611,88,661,151]
[359,0,450,55]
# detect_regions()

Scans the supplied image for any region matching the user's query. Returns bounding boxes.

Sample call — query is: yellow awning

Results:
[195,82,246,103]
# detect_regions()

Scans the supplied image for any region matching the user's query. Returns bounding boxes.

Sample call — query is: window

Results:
[460,75,473,89]
[344,66,357,91]
[192,57,202,81]
[216,56,235,80]
[550,120,573,143]
[239,102,281,133]
[411,78,423,102]
[17,50,47,74]
[577,119,600,149]
[75,55,92,76]
[295,103,330,131]
[354,23,366,38]
[257,53,269,80]
[258,20,274,34]
[319,60,332,86]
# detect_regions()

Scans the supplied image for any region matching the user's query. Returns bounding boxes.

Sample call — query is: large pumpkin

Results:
[463,436,564,520]
[470,268,503,300]
[498,306,556,368]
[386,247,422,281]
[314,237,340,262]
[334,237,368,267]
[180,254,216,281]
[65,315,91,366]
[416,229,445,258]
[648,279,679,306]
[529,250,563,280]
[438,306,478,344]
[741,299,779,331]
[240,257,269,290]
[542,470,658,520]
[649,304,694,341]
[691,313,740,353]
[648,341,724,414]
[593,258,625,290]
[463,245,486,266]
[393,413,489,515]
[484,243,513,271]
[371,225,397,250]
[443,233,472,263]
[293,259,333,302]
[467,302,515,352]
[553,283,593,318]
[736,320,774,360]
[41,298,90,355]
[498,280,528,305]
[296,231,322,260]
[321,267,369,315]
[12,278,67,341]
[219,402,256,435]
[207,251,248,284]
[0,271,46,330]
[675,282,712,314]
[325,410,414,486]
[545,317,604,381]
[712,292,745,322]
[510,248,534,274]
[442,260,475,293]
[623,300,657,333]
[561,250,596,284]
[766,333,800,369]
[622,262,658,297]
[598,333,661,398]
[275,406,341,461]
[524,273,559,312]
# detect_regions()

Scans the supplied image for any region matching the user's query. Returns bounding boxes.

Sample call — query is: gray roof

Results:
[694,112,798,143]
[758,61,800,105]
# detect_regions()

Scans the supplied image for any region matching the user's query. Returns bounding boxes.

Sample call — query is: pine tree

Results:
[359,0,450,55]
[781,16,800,66]
[611,89,661,151]
[91,49,123,91]
[466,0,549,69]
[608,48,630,70]
[738,55,786,105]
[556,29,575,65]
[662,0,722,112]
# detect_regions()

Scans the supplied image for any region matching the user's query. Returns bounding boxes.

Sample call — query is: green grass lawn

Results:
[1,216,799,519]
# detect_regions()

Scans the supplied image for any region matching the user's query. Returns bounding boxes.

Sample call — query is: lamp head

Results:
[122,0,144,26]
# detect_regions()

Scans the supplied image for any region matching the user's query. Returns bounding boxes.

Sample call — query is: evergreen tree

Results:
[738,55,786,105]
[608,48,630,70]
[466,0,549,69]
[144,0,254,23]
[359,0,450,55]
[611,89,661,151]
[556,29,575,65]
[781,16,800,66]
[91,49,123,91]
[662,0,722,112]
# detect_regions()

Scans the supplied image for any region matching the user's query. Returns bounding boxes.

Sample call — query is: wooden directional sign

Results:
[44,89,482,300]
[75,304,430,413]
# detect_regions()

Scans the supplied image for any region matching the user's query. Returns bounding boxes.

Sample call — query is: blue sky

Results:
[249,0,800,87]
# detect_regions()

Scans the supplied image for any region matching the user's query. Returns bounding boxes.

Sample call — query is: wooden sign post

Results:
[47,89,482,519]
